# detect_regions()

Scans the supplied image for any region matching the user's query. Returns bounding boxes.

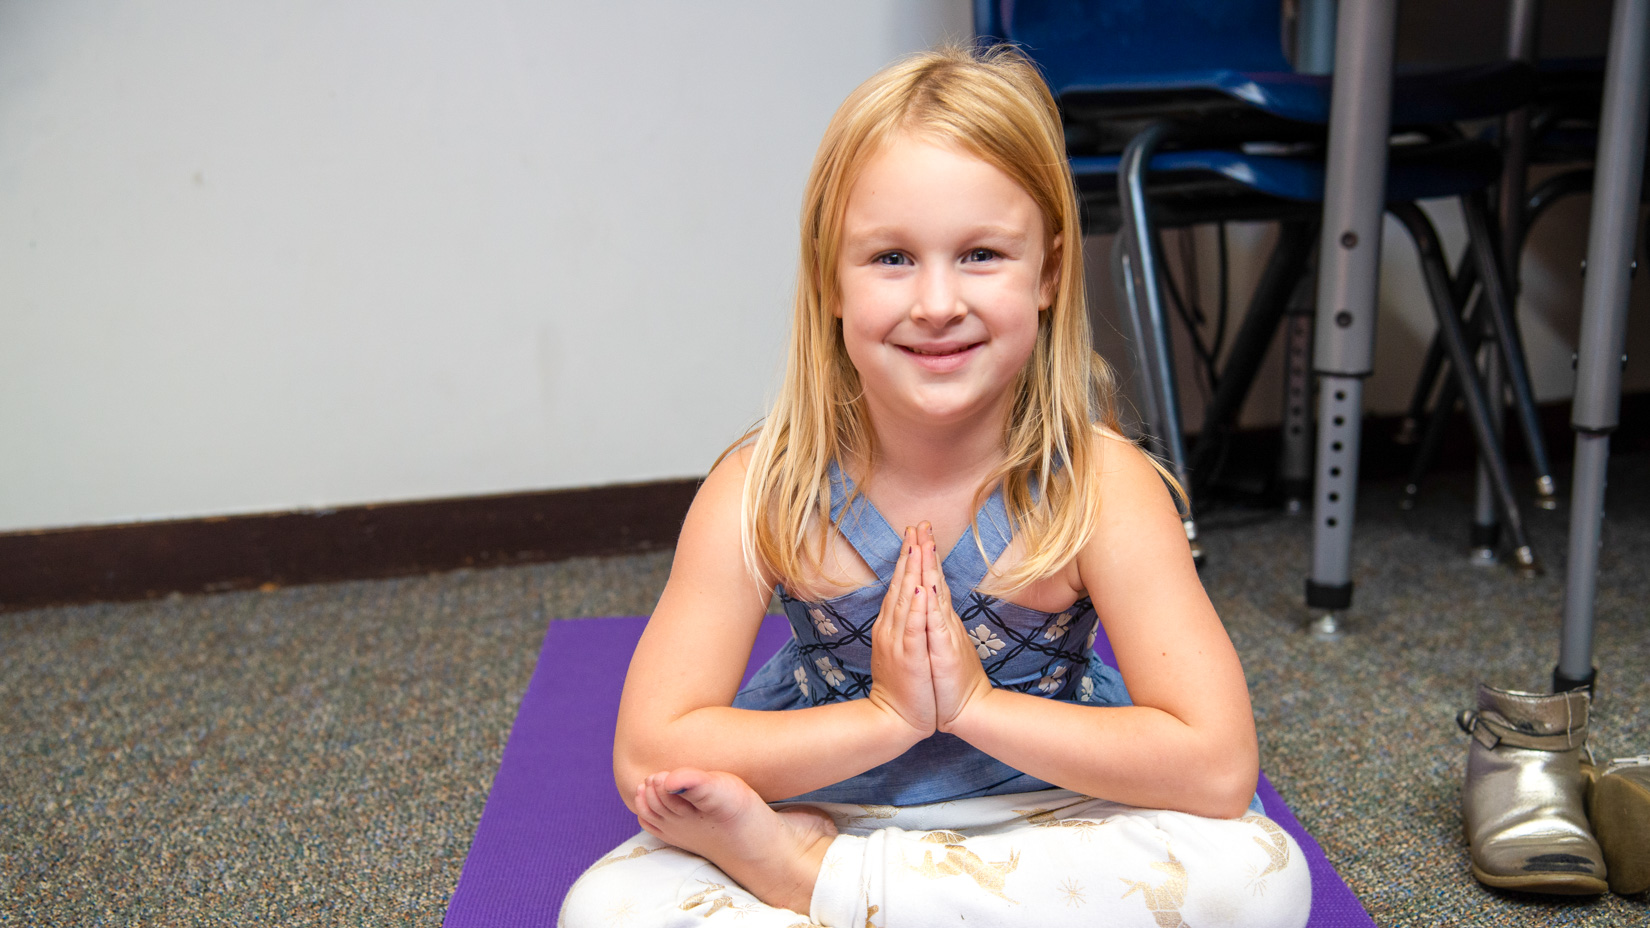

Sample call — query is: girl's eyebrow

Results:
[843,224,1030,246]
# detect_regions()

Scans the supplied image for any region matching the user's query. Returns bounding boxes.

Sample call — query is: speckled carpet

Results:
[2,454,1646,926]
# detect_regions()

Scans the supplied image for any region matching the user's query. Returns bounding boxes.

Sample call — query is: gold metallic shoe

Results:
[1458,684,1608,894]
[1589,755,1650,895]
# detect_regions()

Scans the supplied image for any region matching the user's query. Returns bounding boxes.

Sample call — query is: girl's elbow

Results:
[1203,752,1260,819]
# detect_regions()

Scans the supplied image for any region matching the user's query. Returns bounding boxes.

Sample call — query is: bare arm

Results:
[612,449,937,810]
[929,435,1260,818]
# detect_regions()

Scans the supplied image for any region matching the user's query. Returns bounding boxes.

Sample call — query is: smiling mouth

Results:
[901,343,979,357]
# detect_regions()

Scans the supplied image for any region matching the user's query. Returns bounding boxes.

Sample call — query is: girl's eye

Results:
[965,248,999,263]
[875,252,911,267]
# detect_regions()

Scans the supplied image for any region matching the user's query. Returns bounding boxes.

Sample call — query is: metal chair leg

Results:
[1279,282,1315,512]
[1470,313,1506,563]
[1402,371,1458,510]
[1116,122,1201,562]
[1112,236,1163,450]
[1402,252,1497,510]
[1462,192,1559,508]
[1390,203,1539,574]
[1397,250,1480,446]
[1188,221,1317,490]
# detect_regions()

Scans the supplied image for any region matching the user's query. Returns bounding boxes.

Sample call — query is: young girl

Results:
[561,45,1311,928]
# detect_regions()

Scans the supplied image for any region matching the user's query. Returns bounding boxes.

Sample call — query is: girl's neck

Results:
[858,397,1009,495]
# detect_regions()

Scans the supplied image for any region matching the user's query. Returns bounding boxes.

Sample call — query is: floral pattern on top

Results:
[815,656,847,687]
[808,607,839,636]
[1042,610,1076,641]
[1036,665,1067,695]
[969,625,1008,659]
[776,586,1100,708]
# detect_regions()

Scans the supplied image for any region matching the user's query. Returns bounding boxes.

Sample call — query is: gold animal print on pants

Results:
[843,805,899,826]
[1119,848,1188,928]
[1240,814,1292,894]
[909,832,1020,902]
[679,882,745,918]
[589,844,659,872]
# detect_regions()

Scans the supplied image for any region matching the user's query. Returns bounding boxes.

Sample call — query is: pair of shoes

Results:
[1459,684,1606,894]
[1590,755,1650,895]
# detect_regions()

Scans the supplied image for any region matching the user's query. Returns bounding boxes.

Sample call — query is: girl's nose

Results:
[909,266,965,326]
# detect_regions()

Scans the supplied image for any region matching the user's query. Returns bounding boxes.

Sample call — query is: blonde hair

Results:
[725,44,1129,595]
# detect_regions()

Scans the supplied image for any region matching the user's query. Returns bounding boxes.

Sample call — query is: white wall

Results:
[0,0,973,532]
[1,0,1642,534]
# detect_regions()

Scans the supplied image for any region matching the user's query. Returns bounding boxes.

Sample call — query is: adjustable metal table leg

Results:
[1557,0,1650,695]
[1305,0,1397,636]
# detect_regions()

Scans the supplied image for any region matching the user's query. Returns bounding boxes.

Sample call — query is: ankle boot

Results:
[1459,684,1607,894]
[1589,755,1650,895]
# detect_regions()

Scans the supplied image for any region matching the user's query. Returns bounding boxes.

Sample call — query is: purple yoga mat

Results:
[444,616,1373,927]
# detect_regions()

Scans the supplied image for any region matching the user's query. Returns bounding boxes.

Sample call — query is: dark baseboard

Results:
[2,391,1643,611]
[0,478,700,612]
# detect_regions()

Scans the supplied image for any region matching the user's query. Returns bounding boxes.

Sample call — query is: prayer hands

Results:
[867,526,937,739]
[867,523,994,742]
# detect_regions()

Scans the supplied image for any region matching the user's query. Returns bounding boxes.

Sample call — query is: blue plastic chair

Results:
[976,0,1553,568]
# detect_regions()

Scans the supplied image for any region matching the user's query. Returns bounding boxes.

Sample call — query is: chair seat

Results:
[1070,140,1503,233]
[1058,63,1538,155]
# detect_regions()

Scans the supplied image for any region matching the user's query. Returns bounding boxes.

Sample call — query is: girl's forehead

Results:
[841,134,1042,235]
[857,131,988,178]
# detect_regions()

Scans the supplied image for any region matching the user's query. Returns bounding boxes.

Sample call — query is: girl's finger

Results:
[925,523,954,618]
[907,530,931,646]
[919,522,940,627]
[880,527,916,633]
[900,529,926,640]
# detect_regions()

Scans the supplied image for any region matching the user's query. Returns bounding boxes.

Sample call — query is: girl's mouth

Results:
[900,343,978,356]
[899,342,981,370]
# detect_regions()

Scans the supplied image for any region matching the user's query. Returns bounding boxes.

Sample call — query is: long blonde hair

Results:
[725,44,1126,594]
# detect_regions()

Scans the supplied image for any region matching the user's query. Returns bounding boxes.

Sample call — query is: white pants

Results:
[559,789,1312,928]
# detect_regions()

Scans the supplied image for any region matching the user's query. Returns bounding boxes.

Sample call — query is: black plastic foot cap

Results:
[1305,579,1354,610]
[1553,665,1598,697]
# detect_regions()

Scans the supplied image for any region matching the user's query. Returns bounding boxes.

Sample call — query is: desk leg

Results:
[1305,0,1397,636]
[1557,0,1650,693]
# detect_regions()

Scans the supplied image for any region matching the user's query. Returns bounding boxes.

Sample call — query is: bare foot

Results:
[635,768,837,914]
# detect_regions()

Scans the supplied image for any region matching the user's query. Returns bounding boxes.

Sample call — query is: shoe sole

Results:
[1470,864,1608,895]
[1591,773,1650,895]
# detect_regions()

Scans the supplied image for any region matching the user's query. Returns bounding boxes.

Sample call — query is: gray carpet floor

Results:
[2,456,1647,926]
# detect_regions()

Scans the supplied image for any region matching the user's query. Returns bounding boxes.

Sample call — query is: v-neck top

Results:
[730,461,1132,805]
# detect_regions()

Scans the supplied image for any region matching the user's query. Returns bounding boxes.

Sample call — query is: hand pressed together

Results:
[866,523,995,742]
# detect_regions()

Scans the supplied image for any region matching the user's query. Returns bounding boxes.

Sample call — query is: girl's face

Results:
[836,133,1058,433]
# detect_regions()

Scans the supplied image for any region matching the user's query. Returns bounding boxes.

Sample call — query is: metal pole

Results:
[1557,0,1650,693]
[1305,0,1398,637]
[1473,0,1547,562]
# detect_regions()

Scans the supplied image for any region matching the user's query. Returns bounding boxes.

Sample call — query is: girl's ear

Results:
[1039,233,1064,310]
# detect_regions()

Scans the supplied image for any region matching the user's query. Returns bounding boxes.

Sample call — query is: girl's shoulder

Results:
[1080,425,1176,502]
[673,441,772,589]
[1072,426,1195,582]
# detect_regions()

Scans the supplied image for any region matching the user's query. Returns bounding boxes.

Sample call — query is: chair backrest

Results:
[975,0,1293,88]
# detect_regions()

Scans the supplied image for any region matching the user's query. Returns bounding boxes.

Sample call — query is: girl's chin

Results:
[879,390,1009,428]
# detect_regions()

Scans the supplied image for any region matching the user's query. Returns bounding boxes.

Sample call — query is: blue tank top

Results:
[731,462,1133,805]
